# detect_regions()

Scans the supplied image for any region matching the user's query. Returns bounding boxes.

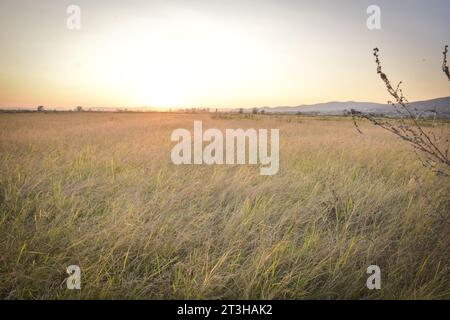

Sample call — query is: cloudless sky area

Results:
[0,0,449,109]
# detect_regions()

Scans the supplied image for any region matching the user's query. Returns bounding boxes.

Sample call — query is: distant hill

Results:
[256,97,450,117]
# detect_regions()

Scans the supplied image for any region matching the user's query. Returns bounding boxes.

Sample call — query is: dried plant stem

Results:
[352,47,450,177]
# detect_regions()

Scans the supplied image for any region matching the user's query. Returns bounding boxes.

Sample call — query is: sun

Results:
[140,83,187,108]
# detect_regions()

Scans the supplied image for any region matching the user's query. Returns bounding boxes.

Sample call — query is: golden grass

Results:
[0,112,449,299]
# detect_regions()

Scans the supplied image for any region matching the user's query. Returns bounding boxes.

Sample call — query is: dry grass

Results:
[0,112,449,299]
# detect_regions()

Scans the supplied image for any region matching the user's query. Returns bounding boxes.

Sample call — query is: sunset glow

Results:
[0,0,449,109]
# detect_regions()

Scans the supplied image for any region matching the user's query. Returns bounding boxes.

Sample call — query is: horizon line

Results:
[1,96,449,111]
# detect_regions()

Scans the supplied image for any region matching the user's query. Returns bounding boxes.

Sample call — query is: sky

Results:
[0,0,449,109]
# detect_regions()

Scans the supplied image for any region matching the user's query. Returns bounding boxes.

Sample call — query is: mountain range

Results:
[255,96,450,117]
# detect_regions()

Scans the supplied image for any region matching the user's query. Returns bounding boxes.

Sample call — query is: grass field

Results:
[0,112,449,299]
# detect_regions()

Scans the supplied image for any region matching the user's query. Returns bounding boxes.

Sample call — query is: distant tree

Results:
[260,110,265,114]
[238,108,244,114]
[76,106,83,112]
[37,105,44,112]
[252,107,258,114]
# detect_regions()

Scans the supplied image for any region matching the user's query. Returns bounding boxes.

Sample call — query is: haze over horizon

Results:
[1,0,449,109]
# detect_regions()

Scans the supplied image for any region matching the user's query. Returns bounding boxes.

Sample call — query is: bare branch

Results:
[443,45,450,81]
[352,47,450,177]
